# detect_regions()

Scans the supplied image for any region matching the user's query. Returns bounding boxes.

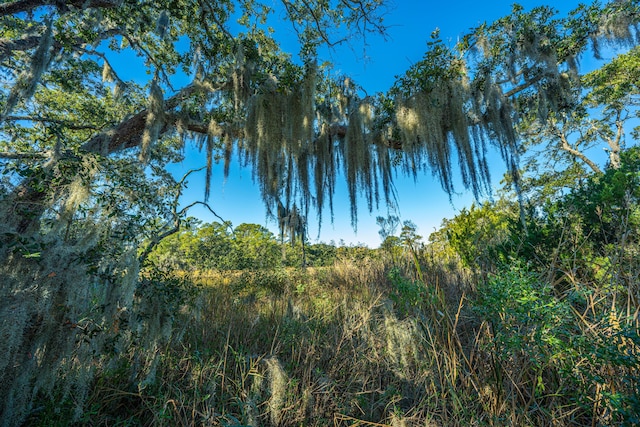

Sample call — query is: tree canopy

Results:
[1,0,639,239]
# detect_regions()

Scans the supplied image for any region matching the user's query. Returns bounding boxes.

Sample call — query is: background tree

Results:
[376,214,400,241]
[305,242,338,266]
[230,223,281,269]
[514,45,640,203]
[399,220,424,280]
[377,214,401,263]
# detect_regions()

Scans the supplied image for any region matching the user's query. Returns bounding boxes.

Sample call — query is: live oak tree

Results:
[514,44,640,202]
[1,0,640,424]
[1,1,639,239]
[0,0,389,237]
[0,0,390,423]
[391,1,640,205]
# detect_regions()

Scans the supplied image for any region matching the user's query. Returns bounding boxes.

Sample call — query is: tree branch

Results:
[0,35,41,61]
[504,73,544,98]
[0,0,54,16]
[138,167,227,264]
[80,81,217,155]
[1,28,122,63]
[0,0,121,17]
[3,115,102,130]
[122,34,174,90]
[340,0,388,39]
[0,151,49,160]
[282,0,347,48]
[554,128,603,174]
[3,80,222,235]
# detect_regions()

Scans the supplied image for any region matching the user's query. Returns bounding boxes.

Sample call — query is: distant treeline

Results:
[146,221,376,270]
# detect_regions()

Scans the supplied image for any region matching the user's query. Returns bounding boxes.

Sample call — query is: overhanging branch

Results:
[0,151,49,160]
[80,81,218,155]
[0,0,121,17]
[4,115,103,130]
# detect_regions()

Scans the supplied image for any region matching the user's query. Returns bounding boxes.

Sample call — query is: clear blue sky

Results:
[168,0,587,247]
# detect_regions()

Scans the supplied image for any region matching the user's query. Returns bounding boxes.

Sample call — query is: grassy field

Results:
[27,251,637,426]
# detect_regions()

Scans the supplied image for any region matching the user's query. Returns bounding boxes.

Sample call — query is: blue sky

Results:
[168,0,588,247]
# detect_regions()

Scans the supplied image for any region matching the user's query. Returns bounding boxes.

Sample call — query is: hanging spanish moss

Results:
[203,2,640,239]
[0,157,194,424]
[396,75,493,199]
[242,67,399,233]
[243,62,318,223]
[231,43,254,116]
[140,78,165,163]
[312,122,337,226]
[592,0,640,58]
[155,10,170,39]
[343,97,377,227]
[102,61,114,83]
[0,21,53,121]
[277,202,305,244]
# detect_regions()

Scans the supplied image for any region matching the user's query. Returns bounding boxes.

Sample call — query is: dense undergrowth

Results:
[2,156,638,427]
[25,250,638,426]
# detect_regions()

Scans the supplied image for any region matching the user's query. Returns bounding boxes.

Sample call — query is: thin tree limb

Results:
[504,74,544,98]
[0,28,122,64]
[0,151,49,159]
[0,0,121,17]
[138,167,227,264]
[3,115,103,130]
[555,127,603,174]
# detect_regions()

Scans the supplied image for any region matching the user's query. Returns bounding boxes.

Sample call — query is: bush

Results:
[474,262,640,425]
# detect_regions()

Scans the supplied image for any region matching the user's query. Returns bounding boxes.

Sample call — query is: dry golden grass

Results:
[25,253,638,426]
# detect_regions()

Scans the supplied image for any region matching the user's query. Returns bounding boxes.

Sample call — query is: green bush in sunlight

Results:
[475,264,575,392]
[473,262,640,425]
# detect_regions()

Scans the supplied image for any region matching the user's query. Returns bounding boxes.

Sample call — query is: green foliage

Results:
[585,324,640,426]
[139,264,201,315]
[147,221,341,270]
[434,202,514,271]
[393,29,466,96]
[583,45,640,108]
[565,146,640,246]
[499,146,640,294]
[379,235,402,262]
[475,265,573,372]
[230,223,281,270]
[473,261,640,425]
[304,242,337,266]
[387,267,428,315]
[423,138,640,424]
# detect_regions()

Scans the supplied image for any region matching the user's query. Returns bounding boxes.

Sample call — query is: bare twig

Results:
[138,167,227,264]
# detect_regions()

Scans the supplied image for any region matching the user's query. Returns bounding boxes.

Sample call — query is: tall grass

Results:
[29,250,638,426]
